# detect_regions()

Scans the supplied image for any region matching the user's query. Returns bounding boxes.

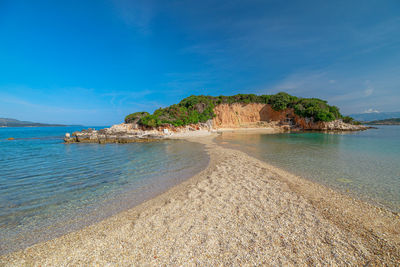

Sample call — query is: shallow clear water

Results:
[216,126,400,213]
[0,126,208,255]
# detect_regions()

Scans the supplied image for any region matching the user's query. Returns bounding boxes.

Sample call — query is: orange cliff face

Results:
[212,103,367,131]
[212,103,292,128]
[212,103,265,128]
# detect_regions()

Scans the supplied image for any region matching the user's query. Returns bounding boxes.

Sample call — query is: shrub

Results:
[329,106,341,119]
[125,112,150,123]
[269,92,298,110]
[342,116,361,125]
[139,114,161,128]
[342,116,353,123]
[293,98,340,122]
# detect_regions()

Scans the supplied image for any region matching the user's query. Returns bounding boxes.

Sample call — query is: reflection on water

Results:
[216,126,400,213]
[0,126,208,255]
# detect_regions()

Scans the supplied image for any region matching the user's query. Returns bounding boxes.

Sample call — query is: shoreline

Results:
[1,135,399,265]
[63,115,369,144]
[215,130,400,213]
[213,127,284,134]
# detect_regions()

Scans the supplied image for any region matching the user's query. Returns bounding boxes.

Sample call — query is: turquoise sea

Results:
[0,126,209,255]
[1,126,399,255]
[216,126,400,213]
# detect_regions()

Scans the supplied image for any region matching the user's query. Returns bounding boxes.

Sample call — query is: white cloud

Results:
[363,108,380,114]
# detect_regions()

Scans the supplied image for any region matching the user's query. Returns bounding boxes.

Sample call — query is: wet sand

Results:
[1,135,399,266]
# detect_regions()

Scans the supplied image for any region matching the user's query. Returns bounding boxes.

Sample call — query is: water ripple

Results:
[0,126,209,255]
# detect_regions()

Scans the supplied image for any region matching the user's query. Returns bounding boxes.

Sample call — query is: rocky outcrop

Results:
[64,122,213,144]
[294,117,369,131]
[212,103,368,131]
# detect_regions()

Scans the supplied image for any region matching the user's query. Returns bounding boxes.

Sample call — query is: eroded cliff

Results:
[212,103,367,131]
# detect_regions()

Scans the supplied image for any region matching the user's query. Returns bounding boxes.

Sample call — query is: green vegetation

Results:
[293,98,339,122]
[367,118,400,125]
[342,116,362,125]
[126,92,350,128]
[124,112,150,123]
[269,92,297,110]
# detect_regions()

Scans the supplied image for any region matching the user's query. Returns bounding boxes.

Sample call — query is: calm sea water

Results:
[216,126,400,213]
[0,126,209,255]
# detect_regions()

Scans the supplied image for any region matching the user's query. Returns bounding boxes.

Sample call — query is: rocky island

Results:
[64,92,368,143]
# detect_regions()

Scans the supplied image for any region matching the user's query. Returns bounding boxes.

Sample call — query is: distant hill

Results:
[0,118,67,127]
[348,112,400,122]
[367,118,400,125]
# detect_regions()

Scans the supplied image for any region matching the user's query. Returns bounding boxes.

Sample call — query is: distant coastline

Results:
[366,118,400,125]
[0,125,68,128]
[349,111,400,122]
[0,118,75,127]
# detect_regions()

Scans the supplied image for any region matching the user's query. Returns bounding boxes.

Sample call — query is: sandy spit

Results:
[1,135,399,266]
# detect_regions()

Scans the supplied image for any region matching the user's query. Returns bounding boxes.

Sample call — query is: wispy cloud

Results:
[265,67,399,114]
[161,72,217,93]
[267,71,332,96]
[364,88,373,97]
[363,80,374,96]
[351,18,400,53]
[0,93,99,114]
[101,90,153,107]
[112,0,156,34]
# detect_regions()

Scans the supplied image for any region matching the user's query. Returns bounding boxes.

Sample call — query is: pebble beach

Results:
[1,135,399,266]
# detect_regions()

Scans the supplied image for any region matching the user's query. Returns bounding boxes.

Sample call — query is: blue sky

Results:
[0,0,399,125]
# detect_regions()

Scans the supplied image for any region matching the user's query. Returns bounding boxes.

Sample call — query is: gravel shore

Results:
[1,136,399,266]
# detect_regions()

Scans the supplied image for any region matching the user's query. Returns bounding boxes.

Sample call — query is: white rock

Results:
[163,129,169,134]
[65,133,70,138]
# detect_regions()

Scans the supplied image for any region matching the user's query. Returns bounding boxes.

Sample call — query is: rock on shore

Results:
[64,121,213,144]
